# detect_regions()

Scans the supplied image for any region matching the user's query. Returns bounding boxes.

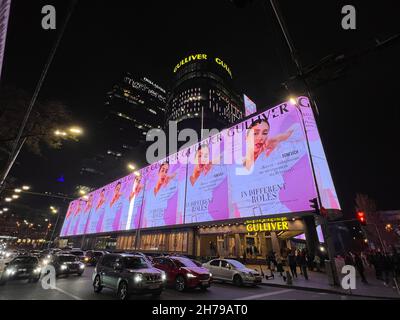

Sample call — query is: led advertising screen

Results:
[184,140,230,224]
[141,153,187,228]
[297,97,341,210]
[244,94,257,117]
[226,101,319,219]
[60,96,340,236]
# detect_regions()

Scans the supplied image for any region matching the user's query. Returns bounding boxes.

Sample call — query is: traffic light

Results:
[309,198,320,215]
[357,211,367,226]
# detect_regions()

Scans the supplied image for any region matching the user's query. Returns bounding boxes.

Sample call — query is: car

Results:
[202,259,262,287]
[83,251,108,266]
[30,250,42,257]
[152,256,212,292]
[67,250,86,262]
[92,253,166,300]
[38,253,53,267]
[49,254,85,277]
[0,256,42,285]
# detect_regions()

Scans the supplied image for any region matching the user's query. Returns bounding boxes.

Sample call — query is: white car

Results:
[202,259,262,286]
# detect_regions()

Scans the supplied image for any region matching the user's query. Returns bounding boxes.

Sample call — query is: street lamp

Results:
[14,189,22,193]
[127,163,136,171]
[22,186,30,191]
[54,130,67,137]
[12,195,19,199]
[289,97,297,105]
[50,206,58,214]
[5,198,12,202]
[68,127,83,135]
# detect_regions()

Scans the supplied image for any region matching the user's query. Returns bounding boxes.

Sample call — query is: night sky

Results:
[1,0,399,220]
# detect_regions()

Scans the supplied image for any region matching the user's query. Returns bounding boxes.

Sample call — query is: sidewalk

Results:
[246,264,400,299]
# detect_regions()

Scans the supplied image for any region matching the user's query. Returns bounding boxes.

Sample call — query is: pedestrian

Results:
[314,255,321,272]
[276,255,286,281]
[300,249,309,280]
[344,252,354,266]
[296,250,303,275]
[361,251,369,268]
[372,252,384,280]
[288,250,297,278]
[382,253,393,287]
[354,252,368,284]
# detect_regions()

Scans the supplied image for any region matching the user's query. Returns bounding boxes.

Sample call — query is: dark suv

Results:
[92,253,166,300]
[0,256,42,285]
[50,254,86,277]
[83,251,108,266]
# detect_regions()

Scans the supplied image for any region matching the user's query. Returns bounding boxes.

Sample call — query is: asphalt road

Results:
[0,266,375,300]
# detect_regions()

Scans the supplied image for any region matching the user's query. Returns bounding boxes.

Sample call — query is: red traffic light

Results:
[357,211,367,225]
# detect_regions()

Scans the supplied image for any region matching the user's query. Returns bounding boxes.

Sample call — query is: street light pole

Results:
[47,210,62,249]
[295,101,340,287]
[269,0,319,116]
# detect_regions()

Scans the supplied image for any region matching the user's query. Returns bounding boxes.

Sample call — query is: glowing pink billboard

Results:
[140,153,186,228]
[244,94,257,117]
[60,96,340,237]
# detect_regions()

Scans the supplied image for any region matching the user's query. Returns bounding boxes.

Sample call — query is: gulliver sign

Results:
[174,53,233,78]
[245,217,289,233]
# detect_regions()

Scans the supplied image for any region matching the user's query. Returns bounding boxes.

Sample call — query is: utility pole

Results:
[269,0,319,115]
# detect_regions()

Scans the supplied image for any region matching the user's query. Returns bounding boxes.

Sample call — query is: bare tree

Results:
[0,87,72,159]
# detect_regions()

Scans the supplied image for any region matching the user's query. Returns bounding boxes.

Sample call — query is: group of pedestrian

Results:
[366,247,400,287]
[287,249,309,280]
[266,248,315,282]
[342,246,400,288]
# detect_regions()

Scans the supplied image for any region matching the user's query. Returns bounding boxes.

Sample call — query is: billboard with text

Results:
[60,96,340,237]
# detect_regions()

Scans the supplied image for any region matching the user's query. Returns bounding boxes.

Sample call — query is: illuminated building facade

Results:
[167,54,244,134]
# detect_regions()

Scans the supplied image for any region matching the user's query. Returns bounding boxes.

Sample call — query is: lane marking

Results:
[234,289,294,300]
[53,286,83,300]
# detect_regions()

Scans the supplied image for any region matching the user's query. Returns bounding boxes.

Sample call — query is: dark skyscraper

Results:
[167,53,244,136]
[78,74,169,188]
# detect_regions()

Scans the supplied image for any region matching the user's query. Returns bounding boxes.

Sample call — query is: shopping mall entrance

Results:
[196,216,321,262]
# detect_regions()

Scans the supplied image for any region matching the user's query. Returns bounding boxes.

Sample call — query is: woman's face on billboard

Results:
[249,122,270,154]
[114,183,121,195]
[87,195,93,207]
[158,164,169,182]
[197,146,210,168]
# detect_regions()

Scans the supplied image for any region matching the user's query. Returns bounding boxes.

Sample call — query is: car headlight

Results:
[134,273,143,283]
[5,252,11,258]
[60,264,68,270]
[34,267,42,274]
[186,273,197,278]
[79,263,85,269]
[84,257,89,262]
[42,259,49,266]
[209,273,212,278]
[6,268,16,276]
[161,272,166,281]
